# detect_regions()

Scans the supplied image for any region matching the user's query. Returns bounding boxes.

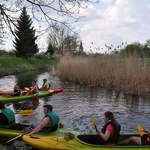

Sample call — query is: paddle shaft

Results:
[24,88,39,100]
[94,123,100,134]
[5,130,32,144]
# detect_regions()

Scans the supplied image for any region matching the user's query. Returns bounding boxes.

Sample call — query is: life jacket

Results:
[30,85,39,93]
[40,111,60,133]
[0,108,16,129]
[12,89,20,96]
[42,82,51,89]
[101,119,121,145]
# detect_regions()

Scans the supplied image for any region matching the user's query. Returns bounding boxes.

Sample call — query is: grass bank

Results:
[0,57,57,76]
[55,54,150,96]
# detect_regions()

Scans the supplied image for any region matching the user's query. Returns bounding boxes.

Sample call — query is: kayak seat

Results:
[77,134,104,145]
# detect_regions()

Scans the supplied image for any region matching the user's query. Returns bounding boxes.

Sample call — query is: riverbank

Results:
[0,57,56,76]
[55,54,150,96]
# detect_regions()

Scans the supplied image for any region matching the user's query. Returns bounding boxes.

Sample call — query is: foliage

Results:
[119,42,150,58]
[13,7,39,58]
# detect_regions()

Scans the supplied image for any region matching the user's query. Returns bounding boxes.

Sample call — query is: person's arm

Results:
[98,130,111,141]
[95,124,110,141]
[144,129,150,134]
[27,117,50,136]
[97,124,114,141]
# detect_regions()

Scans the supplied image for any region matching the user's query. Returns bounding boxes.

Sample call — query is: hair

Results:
[104,111,114,120]
[43,79,47,82]
[43,104,53,111]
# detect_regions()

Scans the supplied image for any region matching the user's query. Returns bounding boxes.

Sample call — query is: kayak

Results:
[0,125,83,138]
[0,88,63,95]
[23,133,150,150]
[0,90,53,103]
[51,88,63,94]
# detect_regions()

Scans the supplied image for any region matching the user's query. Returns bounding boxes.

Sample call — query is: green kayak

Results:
[0,91,53,103]
[0,124,84,138]
[23,133,150,150]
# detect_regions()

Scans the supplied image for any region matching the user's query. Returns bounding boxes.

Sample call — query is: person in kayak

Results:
[118,129,150,146]
[0,102,16,129]
[29,81,39,94]
[26,104,60,136]
[11,84,20,96]
[23,81,39,95]
[40,79,51,90]
[94,111,121,146]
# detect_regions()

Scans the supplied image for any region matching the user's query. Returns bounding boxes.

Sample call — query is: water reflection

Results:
[0,71,149,149]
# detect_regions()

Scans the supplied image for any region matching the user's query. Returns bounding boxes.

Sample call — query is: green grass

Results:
[0,57,57,76]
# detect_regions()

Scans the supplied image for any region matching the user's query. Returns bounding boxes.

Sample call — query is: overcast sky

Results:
[2,0,150,54]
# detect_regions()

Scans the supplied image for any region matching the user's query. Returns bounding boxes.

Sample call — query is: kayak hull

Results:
[0,91,53,103]
[0,88,63,95]
[22,133,150,150]
[0,126,83,138]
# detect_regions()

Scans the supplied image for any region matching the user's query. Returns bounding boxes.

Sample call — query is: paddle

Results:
[138,124,144,136]
[5,130,32,144]
[15,109,34,116]
[24,87,39,100]
[92,116,100,133]
[92,116,96,129]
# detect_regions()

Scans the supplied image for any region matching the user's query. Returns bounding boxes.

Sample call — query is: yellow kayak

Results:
[23,133,150,150]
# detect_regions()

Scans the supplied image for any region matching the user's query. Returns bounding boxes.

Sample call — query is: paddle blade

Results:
[24,87,30,91]
[16,109,33,116]
[138,124,144,136]
[92,116,96,129]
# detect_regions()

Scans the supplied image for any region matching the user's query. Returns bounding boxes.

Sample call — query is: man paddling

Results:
[26,104,60,136]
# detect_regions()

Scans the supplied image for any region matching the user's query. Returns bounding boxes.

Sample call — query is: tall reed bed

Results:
[55,54,150,95]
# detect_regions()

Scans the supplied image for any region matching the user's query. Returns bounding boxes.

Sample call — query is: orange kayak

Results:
[0,88,63,95]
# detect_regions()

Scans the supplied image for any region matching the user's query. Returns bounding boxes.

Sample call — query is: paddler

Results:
[26,104,60,136]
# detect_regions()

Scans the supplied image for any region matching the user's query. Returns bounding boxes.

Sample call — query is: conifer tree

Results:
[46,42,55,57]
[13,7,39,58]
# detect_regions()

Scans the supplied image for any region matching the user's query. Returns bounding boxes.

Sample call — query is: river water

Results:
[0,71,149,149]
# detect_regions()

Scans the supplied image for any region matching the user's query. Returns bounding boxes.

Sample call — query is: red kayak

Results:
[0,88,63,95]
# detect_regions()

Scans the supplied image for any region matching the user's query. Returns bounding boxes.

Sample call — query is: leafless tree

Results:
[0,0,100,37]
[47,22,80,54]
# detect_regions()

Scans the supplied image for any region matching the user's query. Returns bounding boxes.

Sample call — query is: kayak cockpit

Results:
[76,134,150,147]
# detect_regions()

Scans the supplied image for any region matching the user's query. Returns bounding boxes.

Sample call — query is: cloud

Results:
[2,0,150,54]
[75,0,150,53]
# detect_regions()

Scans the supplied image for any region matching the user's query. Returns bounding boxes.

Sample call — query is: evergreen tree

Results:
[79,41,83,53]
[13,7,39,58]
[46,42,55,57]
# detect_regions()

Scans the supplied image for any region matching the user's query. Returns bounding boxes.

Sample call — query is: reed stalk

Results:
[55,54,150,95]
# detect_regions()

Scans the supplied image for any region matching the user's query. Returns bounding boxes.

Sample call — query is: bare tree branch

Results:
[0,0,100,36]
